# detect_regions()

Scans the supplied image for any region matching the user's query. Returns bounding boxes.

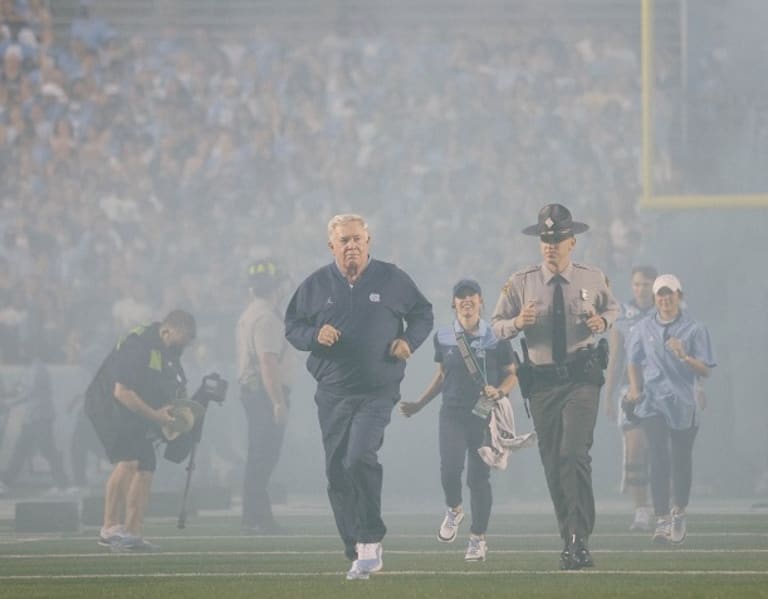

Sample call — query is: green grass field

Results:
[0,510,766,598]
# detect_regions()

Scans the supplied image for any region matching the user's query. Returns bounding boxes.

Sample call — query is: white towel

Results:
[477,396,537,470]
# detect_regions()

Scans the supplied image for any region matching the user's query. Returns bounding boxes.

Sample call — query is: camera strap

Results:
[455,330,487,388]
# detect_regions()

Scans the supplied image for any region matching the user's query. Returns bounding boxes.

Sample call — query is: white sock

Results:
[101,524,125,537]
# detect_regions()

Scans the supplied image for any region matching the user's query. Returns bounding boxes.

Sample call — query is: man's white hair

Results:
[327,213,368,238]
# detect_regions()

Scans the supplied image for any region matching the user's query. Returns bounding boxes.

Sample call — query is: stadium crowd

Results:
[0,0,725,367]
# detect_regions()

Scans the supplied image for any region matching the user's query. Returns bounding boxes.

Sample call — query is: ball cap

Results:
[452,278,482,297]
[522,203,589,242]
[652,274,683,295]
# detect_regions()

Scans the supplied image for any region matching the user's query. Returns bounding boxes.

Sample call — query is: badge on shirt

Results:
[369,293,381,302]
[580,288,590,302]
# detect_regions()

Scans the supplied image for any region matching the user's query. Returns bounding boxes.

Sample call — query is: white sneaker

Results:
[652,515,671,544]
[670,508,687,544]
[346,542,382,580]
[98,525,127,547]
[629,507,653,532]
[110,534,160,553]
[464,535,487,562]
[438,507,464,543]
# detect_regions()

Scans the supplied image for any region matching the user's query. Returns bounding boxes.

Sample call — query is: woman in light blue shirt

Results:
[626,274,716,546]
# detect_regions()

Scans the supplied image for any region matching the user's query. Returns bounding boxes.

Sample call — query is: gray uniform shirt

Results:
[236,297,295,390]
[491,261,620,365]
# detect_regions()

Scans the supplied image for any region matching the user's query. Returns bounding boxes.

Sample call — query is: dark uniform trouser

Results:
[641,414,698,516]
[241,386,287,528]
[529,381,600,540]
[439,405,491,535]
[315,388,396,553]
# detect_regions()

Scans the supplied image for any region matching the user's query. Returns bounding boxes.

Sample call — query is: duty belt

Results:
[530,350,595,383]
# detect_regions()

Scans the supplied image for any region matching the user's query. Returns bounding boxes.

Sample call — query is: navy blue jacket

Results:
[285,259,433,394]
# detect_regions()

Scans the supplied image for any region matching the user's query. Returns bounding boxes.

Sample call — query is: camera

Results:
[164,373,228,465]
[199,373,228,404]
[187,373,228,406]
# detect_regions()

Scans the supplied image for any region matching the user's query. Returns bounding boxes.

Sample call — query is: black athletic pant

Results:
[439,405,491,535]
[641,414,698,516]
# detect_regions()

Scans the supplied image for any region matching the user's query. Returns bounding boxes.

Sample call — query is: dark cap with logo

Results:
[452,278,482,297]
[522,203,589,242]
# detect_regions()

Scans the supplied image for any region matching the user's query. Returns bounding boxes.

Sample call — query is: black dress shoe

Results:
[572,542,594,568]
[560,535,594,570]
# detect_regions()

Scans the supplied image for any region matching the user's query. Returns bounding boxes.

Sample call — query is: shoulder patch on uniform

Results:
[502,266,539,295]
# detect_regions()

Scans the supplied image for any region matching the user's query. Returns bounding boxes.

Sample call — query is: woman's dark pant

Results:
[641,414,698,516]
[241,386,286,529]
[439,405,491,535]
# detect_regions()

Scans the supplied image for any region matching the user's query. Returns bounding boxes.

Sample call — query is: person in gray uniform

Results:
[236,259,295,534]
[491,204,619,570]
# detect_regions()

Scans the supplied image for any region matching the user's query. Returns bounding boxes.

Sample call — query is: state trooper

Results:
[491,204,619,570]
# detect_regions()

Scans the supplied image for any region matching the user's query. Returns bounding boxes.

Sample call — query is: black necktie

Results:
[552,275,567,363]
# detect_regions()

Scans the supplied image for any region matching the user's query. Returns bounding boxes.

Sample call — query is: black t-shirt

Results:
[433,323,514,409]
[85,323,185,439]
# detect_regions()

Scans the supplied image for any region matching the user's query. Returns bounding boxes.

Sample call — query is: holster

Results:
[513,351,533,400]
[513,339,535,400]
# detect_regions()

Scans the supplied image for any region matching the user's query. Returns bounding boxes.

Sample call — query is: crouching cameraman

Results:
[85,310,196,552]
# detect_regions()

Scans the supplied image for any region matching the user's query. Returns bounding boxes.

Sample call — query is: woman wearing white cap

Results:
[625,274,716,545]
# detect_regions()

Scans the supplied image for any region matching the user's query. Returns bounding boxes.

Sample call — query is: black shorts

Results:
[105,425,157,472]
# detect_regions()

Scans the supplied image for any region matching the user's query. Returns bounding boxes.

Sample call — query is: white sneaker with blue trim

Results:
[464,535,487,562]
[345,542,382,580]
[438,507,464,543]
[670,508,687,545]
[110,534,160,553]
[98,525,126,547]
